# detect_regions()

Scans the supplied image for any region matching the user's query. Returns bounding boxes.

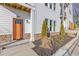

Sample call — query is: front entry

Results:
[13,18,23,40]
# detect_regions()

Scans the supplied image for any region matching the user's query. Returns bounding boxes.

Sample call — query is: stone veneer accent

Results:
[0,32,60,42]
[0,34,12,43]
[24,33,30,39]
[50,32,59,36]
[0,33,30,43]
[34,33,41,40]
[34,32,60,40]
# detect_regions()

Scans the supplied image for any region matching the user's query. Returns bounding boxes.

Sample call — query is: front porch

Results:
[0,3,35,44]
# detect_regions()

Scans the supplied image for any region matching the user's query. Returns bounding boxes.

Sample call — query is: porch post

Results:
[30,9,35,41]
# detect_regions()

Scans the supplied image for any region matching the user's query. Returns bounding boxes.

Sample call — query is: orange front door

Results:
[13,18,23,40]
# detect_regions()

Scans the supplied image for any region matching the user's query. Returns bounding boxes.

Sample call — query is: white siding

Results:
[30,3,61,34]
[4,6,30,20]
[0,5,16,35]
[24,19,31,33]
[53,4,61,32]
[35,3,53,33]
[5,6,31,34]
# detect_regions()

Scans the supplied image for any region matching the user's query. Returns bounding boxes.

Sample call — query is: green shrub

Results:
[74,23,77,29]
[60,23,65,39]
[41,20,48,38]
[40,20,52,49]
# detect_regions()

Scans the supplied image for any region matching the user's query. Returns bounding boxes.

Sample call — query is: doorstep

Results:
[0,39,35,49]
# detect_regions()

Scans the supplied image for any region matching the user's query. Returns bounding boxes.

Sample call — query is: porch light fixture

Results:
[26,20,30,24]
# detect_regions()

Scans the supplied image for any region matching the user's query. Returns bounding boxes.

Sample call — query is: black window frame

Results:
[15,20,23,24]
[45,3,48,6]
[53,21,56,32]
[50,20,52,31]
[50,3,52,9]
[60,3,63,16]
[53,3,56,11]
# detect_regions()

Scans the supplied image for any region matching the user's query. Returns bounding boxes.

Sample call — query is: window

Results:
[50,20,52,31]
[45,3,48,6]
[60,3,63,16]
[16,20,23,24]
[53,21,56,32]
[50,3,52,9]
[53,3,56,11]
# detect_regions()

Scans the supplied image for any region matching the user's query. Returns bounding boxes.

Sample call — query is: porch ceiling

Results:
[0,3,31,13]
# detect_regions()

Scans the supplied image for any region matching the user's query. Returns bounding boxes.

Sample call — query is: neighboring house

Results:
[0,3,74,42]
[29,3,61,40]
[64,3,73,30]
[30,3,74,40]
[73,3,79,28]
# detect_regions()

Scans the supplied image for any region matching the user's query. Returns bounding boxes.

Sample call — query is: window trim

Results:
[53,3,56,11]
[50,20,52,31]
[50,3,52,9]
[45,3,48,6]
[53,21,56,32]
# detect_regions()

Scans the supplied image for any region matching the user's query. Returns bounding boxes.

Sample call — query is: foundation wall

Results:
[0,33,30,43]
[0,34,12,43]
[24,33,30,39]
[34,32,59,40]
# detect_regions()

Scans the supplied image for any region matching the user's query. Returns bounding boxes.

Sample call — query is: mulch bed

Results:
[32,34,76,56]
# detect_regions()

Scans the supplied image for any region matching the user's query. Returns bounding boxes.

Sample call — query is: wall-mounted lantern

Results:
[26,20,31,24]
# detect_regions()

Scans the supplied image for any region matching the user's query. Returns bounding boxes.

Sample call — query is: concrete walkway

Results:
[65,31,79,56]
[0,40,38,56]
[71,42,79,56]
[53,30,79,56]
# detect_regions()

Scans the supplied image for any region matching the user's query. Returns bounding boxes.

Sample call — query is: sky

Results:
[72,3,79,23]
[73,3,79,16]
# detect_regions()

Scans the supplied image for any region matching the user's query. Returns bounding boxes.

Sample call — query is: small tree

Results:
[41,20,48,38]
[60,23,65,40]
[40,20,51,49]
[76,20,79,27]
[74,23,77,29]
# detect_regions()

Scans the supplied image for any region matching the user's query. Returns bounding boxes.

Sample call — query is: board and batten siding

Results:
[0,5,16,35]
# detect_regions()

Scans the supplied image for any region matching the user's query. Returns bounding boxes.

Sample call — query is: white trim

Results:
[30,10,35,41]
